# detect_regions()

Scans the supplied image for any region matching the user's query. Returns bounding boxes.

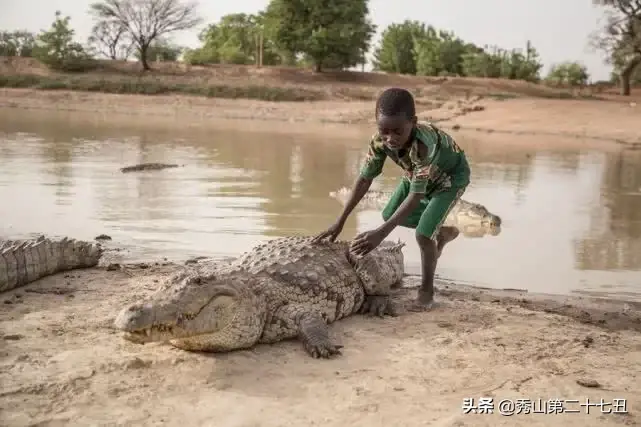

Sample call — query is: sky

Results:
[0,0,613,80]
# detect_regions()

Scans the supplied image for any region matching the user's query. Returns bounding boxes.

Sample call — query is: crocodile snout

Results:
[113,303,156,332]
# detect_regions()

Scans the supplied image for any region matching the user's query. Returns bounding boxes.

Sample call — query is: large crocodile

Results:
[0,235,104,293]
[114,236,405,358]
[329,186,502,237]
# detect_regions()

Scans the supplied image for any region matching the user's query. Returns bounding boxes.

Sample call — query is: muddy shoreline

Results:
[1,88,640,149]
[1,260,640,426]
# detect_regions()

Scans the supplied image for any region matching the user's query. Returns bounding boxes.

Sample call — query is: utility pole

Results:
[259,30,263,67]
[255,30,264,67]
[253,15,264,68]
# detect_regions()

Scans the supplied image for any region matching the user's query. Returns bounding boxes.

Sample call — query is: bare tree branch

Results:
[88,20,134,59]
[89,0,202,69]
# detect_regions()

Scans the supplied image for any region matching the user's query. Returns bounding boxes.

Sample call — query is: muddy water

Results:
[1,109,640,302]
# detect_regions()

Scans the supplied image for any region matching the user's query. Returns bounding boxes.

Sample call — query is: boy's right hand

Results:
[312,221,344,243]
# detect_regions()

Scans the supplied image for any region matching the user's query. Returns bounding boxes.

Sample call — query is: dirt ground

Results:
[1,261,640,427]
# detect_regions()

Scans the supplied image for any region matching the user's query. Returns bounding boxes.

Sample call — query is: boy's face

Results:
[376,113,416,150]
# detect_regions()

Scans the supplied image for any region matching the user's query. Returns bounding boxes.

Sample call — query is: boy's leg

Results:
[436,226,460,258]
[382,179,459,255]
[411,187,466,311]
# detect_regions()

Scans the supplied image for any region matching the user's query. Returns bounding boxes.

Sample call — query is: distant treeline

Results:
[0,0,639,94]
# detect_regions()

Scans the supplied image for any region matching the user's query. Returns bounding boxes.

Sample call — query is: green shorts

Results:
[382,178,466,239]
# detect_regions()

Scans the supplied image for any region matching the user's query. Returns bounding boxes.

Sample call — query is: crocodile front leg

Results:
[261,305,343,358]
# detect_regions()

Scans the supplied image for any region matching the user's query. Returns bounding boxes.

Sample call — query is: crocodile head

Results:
[113,265,267,352]
[456,201,502,231]
[348,240,405,295]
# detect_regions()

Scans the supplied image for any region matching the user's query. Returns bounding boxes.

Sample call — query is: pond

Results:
[1,108,640,302]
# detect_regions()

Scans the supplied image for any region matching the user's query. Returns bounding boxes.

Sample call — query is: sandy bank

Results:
[1,88,639,150]
[1,261,640,426]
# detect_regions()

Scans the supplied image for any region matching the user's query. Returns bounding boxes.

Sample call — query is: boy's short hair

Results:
[375,87,416,119]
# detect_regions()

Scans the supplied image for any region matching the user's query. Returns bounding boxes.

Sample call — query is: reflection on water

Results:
[1,109,640,302]
[569,149,641,300]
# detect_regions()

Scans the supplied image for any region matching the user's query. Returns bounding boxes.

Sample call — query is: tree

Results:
[413,27,477,76]
[461,46,504,78]
[546,61,590,86]
[32,11,93,72]
[184,13,281,65]
[372,21,427,74]
[89,0,202,70]
[203,14,253,64]
[88,20,133,60]
[134,38,182,61]
[264,0,376,72]
[0,31,36,56]
[502,41,543,81]
[371,22,541,82]
[591,0,641,95]
[461,41,542,82]
[611,58,641,83]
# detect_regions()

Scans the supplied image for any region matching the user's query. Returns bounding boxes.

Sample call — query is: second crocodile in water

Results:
[114,236,405,358]
[120,163,181,173]
[329,186,502,237]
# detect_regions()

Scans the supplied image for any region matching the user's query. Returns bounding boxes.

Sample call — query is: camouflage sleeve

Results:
[359,138,387,179]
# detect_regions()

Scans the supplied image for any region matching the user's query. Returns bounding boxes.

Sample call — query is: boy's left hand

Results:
[350,230,386,256]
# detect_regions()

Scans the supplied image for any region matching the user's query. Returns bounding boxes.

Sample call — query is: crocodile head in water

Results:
[452,199,502,234]
[113,239,406,352]
[329,187,502,236]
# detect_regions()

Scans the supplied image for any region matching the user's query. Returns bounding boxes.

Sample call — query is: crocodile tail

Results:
[0,236,103,293]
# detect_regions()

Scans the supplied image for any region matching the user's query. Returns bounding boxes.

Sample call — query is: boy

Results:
[312,87,470,312]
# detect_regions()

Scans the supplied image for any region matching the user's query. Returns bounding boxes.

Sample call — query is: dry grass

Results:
[1,56,631,103]
[0,73,323,101]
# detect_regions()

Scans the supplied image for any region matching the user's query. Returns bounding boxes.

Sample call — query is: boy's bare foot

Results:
[407,289,439,312]
[407,299,437,312]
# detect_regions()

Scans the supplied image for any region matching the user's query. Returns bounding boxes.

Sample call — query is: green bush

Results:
[32,11,97,73]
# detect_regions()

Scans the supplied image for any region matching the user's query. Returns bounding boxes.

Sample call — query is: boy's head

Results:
[375,87,417,149]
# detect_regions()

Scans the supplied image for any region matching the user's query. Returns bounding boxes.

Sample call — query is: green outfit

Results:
[359,122,471,239]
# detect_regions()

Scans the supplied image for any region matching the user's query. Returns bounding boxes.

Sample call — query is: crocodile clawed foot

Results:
[303,341,343,359]
[359,295,399,317]
[298,312,343,359]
